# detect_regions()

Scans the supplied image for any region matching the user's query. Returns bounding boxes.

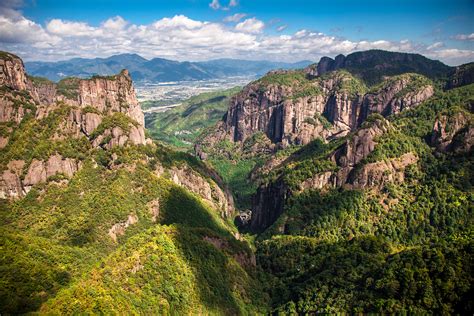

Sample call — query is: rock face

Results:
[0,51,144,126]
[92,125,147,149]
[0,53,36,124]
[347,153,418,190]
[360,78,434,120]
[166,165,234,218]
[108,214,139,242]
[0,155,81,199]
[23,154,81,188]
[310,118,417,191]
[197,52,444,233]
[0,52,28,90]
[0,160,25,199]
[250,178,288,233]
[0,51,150,199]
[250,118,419,232]
[431,111,473,153]
[330,118,391,186]
[57,70,144,126]
[211,70,433,150]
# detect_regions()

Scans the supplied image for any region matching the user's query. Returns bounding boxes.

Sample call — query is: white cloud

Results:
[453,33,474,41]
[47,19,97,37]
[276,24,287,32]
[0,14,60,44]
[426,48,474,62]
[235,18,265,34]
[1,10,473,66]
[102,16,128,30]
[223,13,246,22]
[229,0,238,7]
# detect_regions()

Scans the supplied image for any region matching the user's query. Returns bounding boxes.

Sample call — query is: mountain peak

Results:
[312,49,452,85]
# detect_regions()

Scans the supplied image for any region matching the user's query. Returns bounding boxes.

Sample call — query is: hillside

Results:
[254,84,473,313]
[0,51,268,314]
[194,50,474,313]
[25,54,312,82]
[145,87,241,149]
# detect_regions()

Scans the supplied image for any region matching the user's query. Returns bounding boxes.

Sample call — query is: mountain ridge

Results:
[25,53,313,82]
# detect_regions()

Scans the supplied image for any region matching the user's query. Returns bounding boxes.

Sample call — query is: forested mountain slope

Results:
[0,51,268,314]
[195,50,474,313]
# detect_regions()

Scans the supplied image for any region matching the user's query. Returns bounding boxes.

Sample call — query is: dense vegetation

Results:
[258,235,472,314]
[200,134,270,209]
[0,98,268,313]
[0,103,90,172]
[256,70,322,99]
[0,158,267,314]
[255,84,474,313]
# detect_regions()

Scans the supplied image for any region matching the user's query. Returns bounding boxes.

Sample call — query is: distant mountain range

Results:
[25,54,312,82]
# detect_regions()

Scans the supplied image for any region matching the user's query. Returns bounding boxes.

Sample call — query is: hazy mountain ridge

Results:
[25,54,312,82]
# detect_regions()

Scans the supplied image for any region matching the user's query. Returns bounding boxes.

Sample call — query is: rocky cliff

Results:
[0,51,149,199]
[247,82,473,233]
[431,110,473,153]
[248,117,414,232]
[0,50,236,228]
[0,52,143,126]
[202,70,433,152]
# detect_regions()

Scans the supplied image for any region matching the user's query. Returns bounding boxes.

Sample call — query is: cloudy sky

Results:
[1,0,473,65]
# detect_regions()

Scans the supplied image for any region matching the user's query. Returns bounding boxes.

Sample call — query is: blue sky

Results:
[1,0,473,64]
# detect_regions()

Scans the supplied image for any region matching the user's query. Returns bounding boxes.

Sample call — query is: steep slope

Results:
[0,51,267,314]
[197,69,435,155]
[190,50,473,313]
[193,51,473,210]
[446,62,474,89]
[195,69,436,209]
[253,84,473,313]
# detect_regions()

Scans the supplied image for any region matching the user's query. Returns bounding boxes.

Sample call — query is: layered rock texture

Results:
[0,52,149,199]
[198,69,434,157]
